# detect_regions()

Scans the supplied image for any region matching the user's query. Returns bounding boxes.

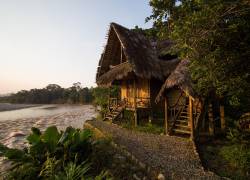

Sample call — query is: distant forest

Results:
[0,83,94,104]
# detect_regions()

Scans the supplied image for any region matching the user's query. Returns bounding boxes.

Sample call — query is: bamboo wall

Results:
[120,78,150,108]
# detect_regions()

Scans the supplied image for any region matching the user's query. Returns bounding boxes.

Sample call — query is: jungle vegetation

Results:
[0,83,93,104]
[146,0,250,117]
[145,0,250,178]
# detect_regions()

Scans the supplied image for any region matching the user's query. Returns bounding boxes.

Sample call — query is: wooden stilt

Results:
[133,79,137,127]
[208,103,215,136]
[189,97,194,140]
[134,109,138,127]
[164,97,169,135]
[220,105,225,132]
[148,109,153,124]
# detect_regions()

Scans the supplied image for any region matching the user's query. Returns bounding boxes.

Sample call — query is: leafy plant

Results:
[58,161,91,180]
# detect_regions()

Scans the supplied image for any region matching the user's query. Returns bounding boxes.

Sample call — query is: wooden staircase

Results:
[103,105,125,122]
[172,104,191,135]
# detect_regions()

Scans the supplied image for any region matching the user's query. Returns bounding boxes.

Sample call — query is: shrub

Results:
[220,144,250,176]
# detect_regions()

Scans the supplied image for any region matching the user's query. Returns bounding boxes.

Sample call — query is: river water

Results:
[0,104,94,121]
[0,104,97,148]
[0,104,98,173]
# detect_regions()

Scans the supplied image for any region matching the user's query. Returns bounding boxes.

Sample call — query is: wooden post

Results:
[208,103,215,136]
[189,97,194,140]
[148,110,152,123]
[133,79,137,127]
[220,105,225,132]
[164,97,169,135]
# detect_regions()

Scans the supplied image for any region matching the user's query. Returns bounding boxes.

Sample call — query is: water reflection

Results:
[0,105,89,121]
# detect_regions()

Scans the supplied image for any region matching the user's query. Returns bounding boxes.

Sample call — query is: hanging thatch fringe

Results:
[155,59,195,102]
[97,62,133,86]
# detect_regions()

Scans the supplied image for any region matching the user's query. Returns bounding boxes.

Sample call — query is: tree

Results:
[147,0,250,113]
[0,83,94,105]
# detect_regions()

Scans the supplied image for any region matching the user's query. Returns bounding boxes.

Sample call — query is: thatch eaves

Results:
[97,62,133,86]
[96,22,180,86]
[155,59,195,102]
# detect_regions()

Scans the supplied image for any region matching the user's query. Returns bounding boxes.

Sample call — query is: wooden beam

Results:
[189,97,194,140]
[208,103,215,136]
[133,78,137,127]
[220,105,225,132]
[120,44,123,63]
[164,97,169,135]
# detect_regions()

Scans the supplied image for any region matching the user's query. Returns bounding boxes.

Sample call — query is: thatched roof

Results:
[155,59,195,102]
[97,62,133,86]
[96,22,180,86]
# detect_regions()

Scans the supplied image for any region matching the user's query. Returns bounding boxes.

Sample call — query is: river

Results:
[0,104,98,173]
[0,104,97,148]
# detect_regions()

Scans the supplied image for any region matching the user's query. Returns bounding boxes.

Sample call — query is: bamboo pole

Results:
[208,103,215,136]
[133,79,137,127]
[220,105,225,132]
[164,97,169,135]
[189,97,194,140]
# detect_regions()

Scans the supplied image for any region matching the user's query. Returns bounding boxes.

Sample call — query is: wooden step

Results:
[173,129,191,134]
[179,115,188,119]
[175,124,190,129]
[176,120,188,124]
[105,116,113,119]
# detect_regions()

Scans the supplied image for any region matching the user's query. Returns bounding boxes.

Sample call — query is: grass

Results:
[116,110,165,135]
[135,123,164,134]
[121,121,164,135]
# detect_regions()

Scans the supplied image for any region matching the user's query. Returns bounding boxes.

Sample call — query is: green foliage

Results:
[0,82,93,104]
[227,128,250,144]
[220,144,250,175]
[92,86,120,117]
[0,126,112,179]
[225,117,250,143]
[147,0,250,112]
[92,87,109,115]
[58,161,90,180]
[132,25,158,39]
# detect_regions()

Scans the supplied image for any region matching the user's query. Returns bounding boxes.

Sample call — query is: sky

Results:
[0,0,153,94]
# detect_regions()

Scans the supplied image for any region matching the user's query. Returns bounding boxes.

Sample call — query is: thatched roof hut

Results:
[155,59,195,102]
[96,22,180,86]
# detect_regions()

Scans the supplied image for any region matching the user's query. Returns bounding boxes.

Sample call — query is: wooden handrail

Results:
[169,105,186,133]
[168,91,185,109]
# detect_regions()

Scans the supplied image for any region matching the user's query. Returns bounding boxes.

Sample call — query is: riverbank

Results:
[0,103,39,112]
[0,105,97,173]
